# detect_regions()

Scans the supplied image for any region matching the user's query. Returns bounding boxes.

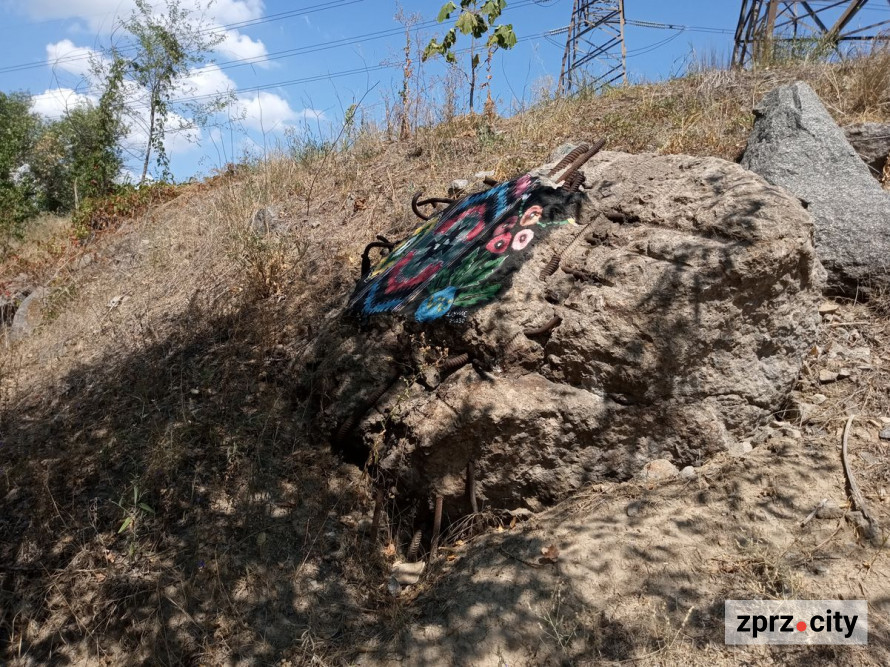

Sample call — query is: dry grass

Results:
[2,52,890,664]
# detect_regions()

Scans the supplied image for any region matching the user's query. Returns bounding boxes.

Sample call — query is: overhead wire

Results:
[0,0,366,75]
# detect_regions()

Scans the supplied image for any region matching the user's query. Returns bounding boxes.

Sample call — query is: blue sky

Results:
[0,0,884,181]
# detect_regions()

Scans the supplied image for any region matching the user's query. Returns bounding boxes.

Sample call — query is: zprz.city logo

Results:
[725,600,868,645]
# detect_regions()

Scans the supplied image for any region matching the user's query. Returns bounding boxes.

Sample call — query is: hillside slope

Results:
[2,59,889,665]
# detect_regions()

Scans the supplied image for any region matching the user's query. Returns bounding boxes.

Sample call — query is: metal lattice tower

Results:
[732,0,890,67]
[556,0,627,95]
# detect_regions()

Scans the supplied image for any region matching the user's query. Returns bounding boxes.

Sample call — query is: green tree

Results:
[115,0,226,183]
[0,91,39,242]
[423,0,517,114]
[30,59,127,212]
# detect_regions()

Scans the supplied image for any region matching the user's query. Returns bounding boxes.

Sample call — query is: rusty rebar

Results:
[539,254,561,279]
[411,191,432,220]
[467,461,478,515]
[334,414,358,443]
[547,143,590,177]
[370,487,384,541]
[555,138,606,184]
[407,529,423,561]
[411,190,458,220]
[334,376,398,442]
[430,495,443,559]
[441,352,470,371]
[563,171,586,193]
[523,315,563,337]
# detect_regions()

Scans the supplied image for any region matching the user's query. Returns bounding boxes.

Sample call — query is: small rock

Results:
[640,459,679,480]
[387,577,402,597]
[837,368,853,380]
[474,170,495,180]
[727,440,754,457]
[879,427,890,441]
[816,499,845,519]
[9,287,49,342]
[251,207,277,234]
[392,561,425,586]
[818,302,840,315]
[508,507,534,519]
[75,253,93,269]
[625,500,644,517]
[107,295,124,309]
[549,142,579,162]
[818,370,839,384]
[680,466,696,479]
[859,451,879,466]
[811,393,828,405]
[448,179,470,195]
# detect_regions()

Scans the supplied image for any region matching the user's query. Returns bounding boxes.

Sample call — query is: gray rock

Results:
[9,288,49,342]
[474,170,496,180]
[880,427,890,441]
[448,179,470,196]
[250,207,278,235]
[549,142,580,163]
[640,459,679,481]
[816,499,845,519]
[680,465,696,479]
[312,152,824,511]
[741,81,890,293]
[819,370,839,384]
[844,122,890,179]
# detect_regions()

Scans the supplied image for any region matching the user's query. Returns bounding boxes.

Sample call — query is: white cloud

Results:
[18,0,264,28]
[217,29,268,65]
[46,39,105,78]
[174,64,236,100]
[233,92,324,132]
[20,1,268,64]
[30,88,97,119]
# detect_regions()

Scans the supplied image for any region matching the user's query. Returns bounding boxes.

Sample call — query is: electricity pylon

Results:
[556,0,627,95]
[732,0,890,67]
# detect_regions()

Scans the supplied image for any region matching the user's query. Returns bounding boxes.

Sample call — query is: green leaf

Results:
[488,24,517,49]
[446,52,457,64]
[437,1,457,22]
[455,11,477,35]
[471,53,480,69]
[138,502,155,514]
[118,516,133,533]
[481,0,504,21]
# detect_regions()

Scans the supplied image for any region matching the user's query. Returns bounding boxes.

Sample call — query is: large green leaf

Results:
[437,1,458,22]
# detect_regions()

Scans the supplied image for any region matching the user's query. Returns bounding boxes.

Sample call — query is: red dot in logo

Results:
[797,621,807,632]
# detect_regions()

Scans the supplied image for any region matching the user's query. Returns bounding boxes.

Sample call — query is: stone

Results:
[474,170,495,180]
[448,179,470,195]
[679,465,696,479]
[741,81,890,293]
[8,287,49,342]
[880,427,890,441]
[844,122,890,179]
[312,151,824,512]
[816,499,845,520]
[818,370,839,384]
[251,207,278,235]
[640,459,679,481]
[727,440,754,457]
[392,561,425,586]
[811,393,827,405]
[818,302,840,314]
[837,368,853,380]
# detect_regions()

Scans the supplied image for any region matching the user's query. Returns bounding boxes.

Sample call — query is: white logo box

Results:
[725,600,868,645]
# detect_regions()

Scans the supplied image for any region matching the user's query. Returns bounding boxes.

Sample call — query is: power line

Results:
[0,0,365,75]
